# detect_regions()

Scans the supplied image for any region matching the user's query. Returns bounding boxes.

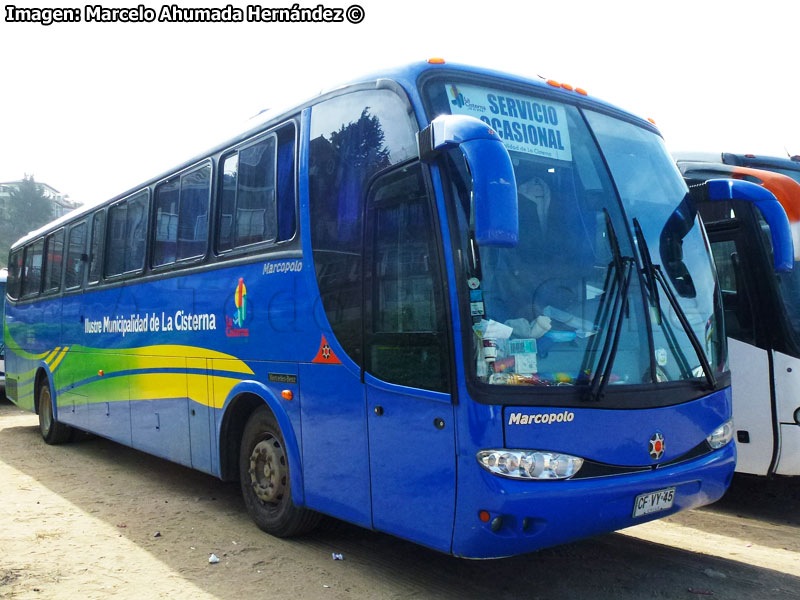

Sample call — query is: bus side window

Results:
[106,191,148,277]
[153,178,180,266]
[177,164,210,261]
[217,135,278,252]
[89,211,105,284]
[365,164,450,392]
[22,239,44,298]
[308,90,417,367]
[7,249,23,299]
[711,239,755,345]
[43,229,65,294]
[154,164,211,267]
[65,222,88,290]
[276,127,296,241]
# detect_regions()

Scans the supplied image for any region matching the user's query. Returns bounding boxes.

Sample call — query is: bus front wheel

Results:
[38,380,72,445]
[239,406,320,537]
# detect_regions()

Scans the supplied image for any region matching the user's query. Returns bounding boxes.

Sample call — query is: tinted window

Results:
[177,165,211,260]
[106,192,148,277]
[7,250,23,299]
[153,178,180,266]
[44,229,65,293]
[65,222,87,289]
[22,239,44,297]
[153,165,211,266]
[89,211,105,284]
[308,90,417,366]
[711,239,756,345]
[217,135,279,251]
[366,164,449,392]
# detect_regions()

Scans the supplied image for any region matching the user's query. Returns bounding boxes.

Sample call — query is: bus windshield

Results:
[423,79,725,391]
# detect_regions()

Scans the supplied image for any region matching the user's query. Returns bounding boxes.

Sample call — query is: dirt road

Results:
[1,396,798,600]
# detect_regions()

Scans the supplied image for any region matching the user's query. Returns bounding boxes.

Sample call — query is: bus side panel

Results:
[729,338,774,475]
[299,362,372,528]
[130,369,192,468]
[5,299,51,411]
[772,350,800,475]
[187,357,214,474]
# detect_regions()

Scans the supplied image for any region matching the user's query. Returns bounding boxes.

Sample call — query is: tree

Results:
[0,175,53,268]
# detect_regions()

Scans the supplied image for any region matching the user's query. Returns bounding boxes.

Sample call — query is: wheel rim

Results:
[248,435,287,504]
[39,387,52,436]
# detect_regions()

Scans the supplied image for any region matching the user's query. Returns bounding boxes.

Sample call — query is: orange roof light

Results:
[560,83,573,91]
[648,118,657,125]
[546,79,561,88]
[575,88,588,96]
[427,57,446,64]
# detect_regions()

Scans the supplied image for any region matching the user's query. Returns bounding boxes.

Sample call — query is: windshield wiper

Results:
[632,219,716,390]
[584,211,634,402]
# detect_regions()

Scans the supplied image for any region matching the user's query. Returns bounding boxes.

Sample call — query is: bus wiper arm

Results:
[651,265,717,389]
[587,257,634,402]
[631,218,715,389]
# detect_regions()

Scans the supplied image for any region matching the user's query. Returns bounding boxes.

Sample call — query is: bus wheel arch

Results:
[219,392,266,482]
[35,369,71,444]
[218,386,304,505]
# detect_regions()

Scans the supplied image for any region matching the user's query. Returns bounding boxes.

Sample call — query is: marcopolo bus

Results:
[5,61,739,558]
[677,153,800,476]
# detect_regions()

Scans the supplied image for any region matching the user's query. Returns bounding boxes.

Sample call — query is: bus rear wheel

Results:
[38,380,72,445]
[239,406,320,537]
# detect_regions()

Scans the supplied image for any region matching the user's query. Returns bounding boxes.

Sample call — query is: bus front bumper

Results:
[451,441,735,558]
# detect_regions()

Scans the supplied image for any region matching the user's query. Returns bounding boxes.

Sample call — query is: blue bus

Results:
[4,61,740,558]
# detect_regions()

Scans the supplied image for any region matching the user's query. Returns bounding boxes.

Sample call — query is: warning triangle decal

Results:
[312,335,342,364]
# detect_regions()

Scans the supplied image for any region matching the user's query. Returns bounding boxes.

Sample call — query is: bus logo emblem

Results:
[649,433,665,460]
[226,277,250,337]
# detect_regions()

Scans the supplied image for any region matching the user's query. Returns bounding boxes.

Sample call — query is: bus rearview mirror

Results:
[706,178,794,272]
[419,115,518,247]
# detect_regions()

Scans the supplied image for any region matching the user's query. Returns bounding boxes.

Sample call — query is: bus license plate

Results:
[632,487,675,518]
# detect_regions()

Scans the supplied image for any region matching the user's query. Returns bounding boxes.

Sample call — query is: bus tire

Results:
[38,380,72,445]
[239,406,320,537]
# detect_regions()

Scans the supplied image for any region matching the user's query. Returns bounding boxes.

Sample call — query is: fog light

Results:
[707,419,734,449]
[477,449,583,480]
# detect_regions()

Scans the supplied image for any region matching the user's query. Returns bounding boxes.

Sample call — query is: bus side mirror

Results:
[706,178,793,272]
[418,115,518,247]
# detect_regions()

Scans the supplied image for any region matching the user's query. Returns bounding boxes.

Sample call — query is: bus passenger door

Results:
[363,164,457,553]
[709,232,774,475]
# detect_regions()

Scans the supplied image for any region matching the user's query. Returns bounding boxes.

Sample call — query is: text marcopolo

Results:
[507,411,575,425]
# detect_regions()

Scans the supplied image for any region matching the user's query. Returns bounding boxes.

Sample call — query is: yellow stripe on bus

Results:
[44,347,62,364]
[49,347,70,372]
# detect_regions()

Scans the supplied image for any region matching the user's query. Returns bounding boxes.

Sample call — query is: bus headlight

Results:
[706,419,734,449]
[477,450,584,480]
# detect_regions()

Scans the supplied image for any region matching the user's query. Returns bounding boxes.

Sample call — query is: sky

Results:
[1,0,798,208]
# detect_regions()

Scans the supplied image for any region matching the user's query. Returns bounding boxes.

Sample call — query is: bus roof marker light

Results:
[427,57,445,64]
[575,88,588,96]
[546,79,561,88]
[560,83,573,91]
[648,118,657,125]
